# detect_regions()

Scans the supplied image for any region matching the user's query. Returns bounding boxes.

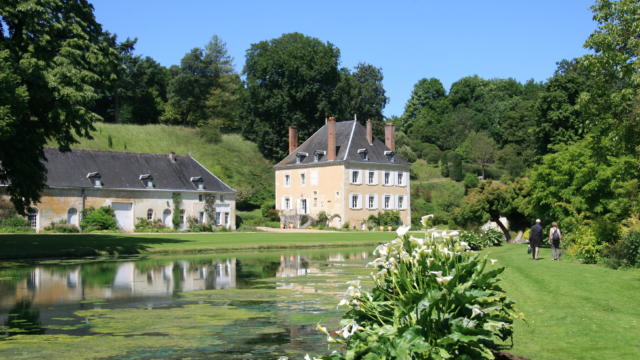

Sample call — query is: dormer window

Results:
[314,150,326,162]
[139,174,154,188]
[190,176,204,190]
[357,148,368,161]
[384,150,395,163]
[87,172,102,187]
[296,152,308,164]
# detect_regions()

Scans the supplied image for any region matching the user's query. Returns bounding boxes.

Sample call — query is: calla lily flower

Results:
[396,225,411,237]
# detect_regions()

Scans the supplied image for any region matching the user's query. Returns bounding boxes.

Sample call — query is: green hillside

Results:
[55,123,274,208]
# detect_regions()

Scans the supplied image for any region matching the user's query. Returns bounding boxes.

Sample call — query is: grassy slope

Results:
[55,123,274,204]
[0,232,396,260]
[485,244,640,360]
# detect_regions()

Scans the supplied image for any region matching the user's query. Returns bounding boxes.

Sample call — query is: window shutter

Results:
[311,171,318,185]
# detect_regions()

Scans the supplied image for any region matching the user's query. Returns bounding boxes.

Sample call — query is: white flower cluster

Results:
[337,280,363,308]
[420,214,434,228]
[366,231,470,285]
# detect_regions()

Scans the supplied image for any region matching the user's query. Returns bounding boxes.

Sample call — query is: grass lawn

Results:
[0,231,396,260]
[485,244,640,360]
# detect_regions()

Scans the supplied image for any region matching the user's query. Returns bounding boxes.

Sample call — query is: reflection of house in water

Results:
[276,255,321,293]
[178,259,236,291]
[276,255,317,277]
[328,252,369,262]
[112,262,175,297]
[7,267,84,308]
[113,259,237,295]
[1,258,238,310]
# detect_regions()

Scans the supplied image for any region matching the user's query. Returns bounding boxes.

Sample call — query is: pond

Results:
[0,247,375,359]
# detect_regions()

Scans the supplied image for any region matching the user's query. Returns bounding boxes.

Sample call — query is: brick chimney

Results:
[384,122,395,152]
[366,119,373,145]
[327,117,336,161]
[288,126,298,154]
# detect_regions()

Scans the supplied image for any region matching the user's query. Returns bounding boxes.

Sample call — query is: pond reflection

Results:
[0,247,373,359]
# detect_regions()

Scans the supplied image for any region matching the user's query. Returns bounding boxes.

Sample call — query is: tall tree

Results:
[0,0,119,213]
[534,59,589,155]
[401,78,447,133]
[242,33,340,161]
[162,35,239,135]
[579,0,640,156]
[455,180,530,241]
[459,131,497,179]
[333,63,388,123]
[115,54,169,124]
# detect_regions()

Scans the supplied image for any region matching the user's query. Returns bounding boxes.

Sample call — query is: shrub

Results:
[260,200,280,221]
[81,206,117,232]
[1,216,29,228]
[367,211,401,227]
[135,217,173,232]
[448,152,464,181]
[603,231,640,269]
[44,220,80,233]
[481,229,504,247]
[186,216,213,232]
[420,143,442,164]
[342,221,350,230]
[459,231,487,250]
[0,216,34,233]
[315,231,518,359]
[566,226,603,264]
[440,154,449,177]
[463,173,479,190]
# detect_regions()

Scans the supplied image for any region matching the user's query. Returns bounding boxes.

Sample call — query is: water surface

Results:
[0,247,373,359]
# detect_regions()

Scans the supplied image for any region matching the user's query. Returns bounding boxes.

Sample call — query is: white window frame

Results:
[299,171,306,186]
[282,196,292,210]
[284,172,291,187]
[367,194,378,210]
[383,171,394,186]
[350,193,362,209]
[397,172,407,187]
[396,195,406,210]
[350,169,362,185]
[383,194,394,210]
[367,170,378,185]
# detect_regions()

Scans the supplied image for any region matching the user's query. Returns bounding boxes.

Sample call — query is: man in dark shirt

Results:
[530,219,543,260]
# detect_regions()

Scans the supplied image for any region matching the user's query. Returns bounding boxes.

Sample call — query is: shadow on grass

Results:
[0,234,190,260]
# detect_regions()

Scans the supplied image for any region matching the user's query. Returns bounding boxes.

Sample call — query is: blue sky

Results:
[91,0,596,117]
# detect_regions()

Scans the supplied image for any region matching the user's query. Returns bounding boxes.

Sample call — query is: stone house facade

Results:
[274,118,410,229]
[0,148,236,232]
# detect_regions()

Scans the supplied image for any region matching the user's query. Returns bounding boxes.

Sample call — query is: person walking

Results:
[529,219,543,260]
[549,221,562,260]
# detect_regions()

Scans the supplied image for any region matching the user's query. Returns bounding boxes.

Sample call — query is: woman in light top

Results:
[549,221,562,261]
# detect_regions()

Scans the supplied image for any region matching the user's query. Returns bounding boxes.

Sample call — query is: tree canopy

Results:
[0,0,120,213]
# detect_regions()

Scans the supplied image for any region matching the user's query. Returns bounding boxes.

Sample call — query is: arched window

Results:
[147,209,154,221]
[27,208,38,229]
[67,208,78,225]
[162,209,172,227]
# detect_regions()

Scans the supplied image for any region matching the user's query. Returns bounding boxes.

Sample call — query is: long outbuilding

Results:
[0,148,236,232]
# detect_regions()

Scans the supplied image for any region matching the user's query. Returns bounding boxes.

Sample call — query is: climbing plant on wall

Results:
[172,193,182,229]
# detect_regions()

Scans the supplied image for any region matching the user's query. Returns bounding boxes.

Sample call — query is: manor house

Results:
[0,148,236,232]
[274,118,410,229]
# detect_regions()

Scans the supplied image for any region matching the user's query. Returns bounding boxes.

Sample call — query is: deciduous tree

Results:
[242,33,340,160]
[0,0,119,213]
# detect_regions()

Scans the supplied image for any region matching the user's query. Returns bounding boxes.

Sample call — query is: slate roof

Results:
[274,120,408,168]
[34,147,235,192]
